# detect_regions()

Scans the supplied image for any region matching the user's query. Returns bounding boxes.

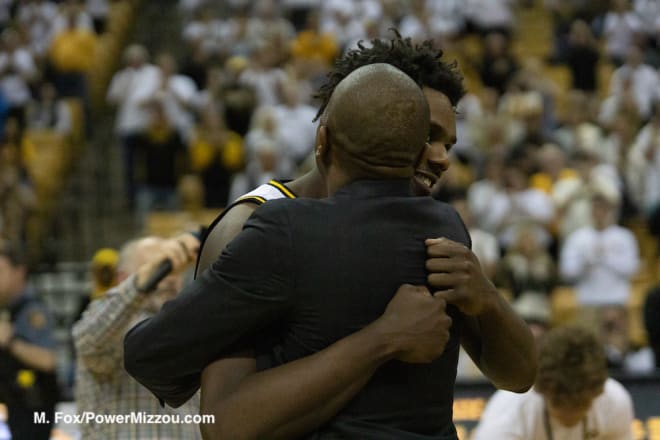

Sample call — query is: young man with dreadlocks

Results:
[166,34,535,438]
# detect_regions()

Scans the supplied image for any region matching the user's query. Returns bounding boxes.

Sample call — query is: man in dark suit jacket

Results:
[124,64,536,439]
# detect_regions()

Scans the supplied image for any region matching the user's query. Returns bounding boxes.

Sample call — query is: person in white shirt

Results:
[473,325,634,440]
[609,45,659,119]
[154,52,198,141]
[603,0,644,64]
[627,100,660,215]
[106,44,162,206]
[272,78,318,166]
[559,191,639,348]
[0,29,37,112]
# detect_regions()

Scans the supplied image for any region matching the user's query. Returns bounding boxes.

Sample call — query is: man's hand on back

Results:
[372,284,452,363]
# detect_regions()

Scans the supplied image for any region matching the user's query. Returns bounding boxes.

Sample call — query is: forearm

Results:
[203,320,396,440]
[73,276,146,358]
[466,290,537,392]
[9,339,56,372]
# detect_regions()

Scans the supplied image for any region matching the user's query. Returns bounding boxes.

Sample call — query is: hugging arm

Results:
[426,238,537,392]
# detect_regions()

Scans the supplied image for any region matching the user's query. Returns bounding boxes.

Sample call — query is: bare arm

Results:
[426,238,537,392]
[195,203,259,277]
[7,339,56,372]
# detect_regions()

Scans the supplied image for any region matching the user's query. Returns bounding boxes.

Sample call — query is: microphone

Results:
[137,229,205,294]
[139,260,173,293]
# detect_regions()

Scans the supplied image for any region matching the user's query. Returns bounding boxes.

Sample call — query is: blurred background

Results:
[0,0,658,438]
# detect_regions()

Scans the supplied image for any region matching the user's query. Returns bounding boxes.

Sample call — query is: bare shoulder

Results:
[196,203,259,276]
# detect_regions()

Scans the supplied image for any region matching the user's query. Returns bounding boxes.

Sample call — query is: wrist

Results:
[360,318,400,363]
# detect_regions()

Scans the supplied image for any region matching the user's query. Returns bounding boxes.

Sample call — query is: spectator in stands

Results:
[598,72,642,131]
[644,282,660,370]
[26,82,73,135]
[189,104,244,208]
[272,77,318,166]
[319,0,367,49]
[473,325,634,439]
[498,162,555,250]
[87,0,109,34]
[239,40,288,107]
[289,10,339,74]
[627,99,660,216]
[464,0,515,37]
[16,0,58,61]
[73,234,202,440]
[52,0,94,36]
[106,44,161,207]
[0,241,58,440]
[609,44,659,119]
[133,100,187,222]
[48,7,97,101]
[0,29,38,123]
[565,20,600,93]
[496,223,556,300]
[0,154,36,245]
[451,194,499,279]
[220,56,258,136]
[559,192,640,342]
[249,0,295,50]
[154,52,198,140]
[478,32,519,96]
[603,0,644,65]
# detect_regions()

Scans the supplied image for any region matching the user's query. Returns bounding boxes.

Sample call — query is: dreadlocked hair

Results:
[313,30,465,121]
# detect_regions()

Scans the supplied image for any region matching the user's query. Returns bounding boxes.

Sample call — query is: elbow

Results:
[493,357,537,393]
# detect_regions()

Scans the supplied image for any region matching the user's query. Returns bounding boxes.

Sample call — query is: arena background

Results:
[0,0,658,439]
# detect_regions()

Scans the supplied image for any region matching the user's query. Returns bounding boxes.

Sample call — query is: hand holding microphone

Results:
[135,232,201,294]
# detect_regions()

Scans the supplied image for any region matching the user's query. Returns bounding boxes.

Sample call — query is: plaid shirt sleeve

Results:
[72,275,149,377]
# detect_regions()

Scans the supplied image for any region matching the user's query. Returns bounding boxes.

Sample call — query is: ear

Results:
[315,125,331,172]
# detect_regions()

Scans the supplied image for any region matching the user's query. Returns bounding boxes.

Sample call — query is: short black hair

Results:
[314,30,465,121]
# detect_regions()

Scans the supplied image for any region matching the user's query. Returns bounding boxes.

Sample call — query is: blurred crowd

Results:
[0,0,108,250]
[0,0,658,419]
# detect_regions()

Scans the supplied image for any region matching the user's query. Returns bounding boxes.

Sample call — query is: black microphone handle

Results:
[140,259,173,293]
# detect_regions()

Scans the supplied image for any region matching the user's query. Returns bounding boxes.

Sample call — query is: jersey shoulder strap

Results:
[236,179,297,205]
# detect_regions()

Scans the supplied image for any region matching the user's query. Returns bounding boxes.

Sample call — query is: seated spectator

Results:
[478,32,519,96]
[48,9,97,100]
[627,100,660,216]
[290,10,339,74]
[644,283,660,370]
[565,20,600,93]
[25,82,73,135]
[603,0,644,65]
[133,101,187,222]
[239,41,288,107]
[0,29,38,123]
[609,45,659,119]
[496,223,556,300]
[51,0,94,36]
[559,192,640,339]
[16,0,58,61]
[464,0,515,37]
[188,105,244,208]
[86,0,109,34]
[153,52,198,140]
[473,325,635,439]
[451,194,500,279]
[272,78,318,166]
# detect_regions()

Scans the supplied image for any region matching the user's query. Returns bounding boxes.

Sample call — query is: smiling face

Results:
[411,87,456,196]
